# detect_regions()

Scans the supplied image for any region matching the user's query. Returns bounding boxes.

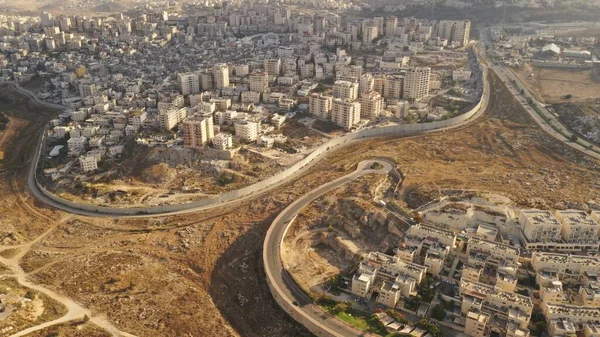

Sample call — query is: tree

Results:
[570,134,579,142]
[563,94,572,99]
[534,321,547,336]
[520,88,525,95]
[431,304,447,320]
[332,301,350,314]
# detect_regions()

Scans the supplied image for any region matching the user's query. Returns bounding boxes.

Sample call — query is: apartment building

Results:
[385,16,398,37]
[331,98,360,129]
[405,224,457,249]
[359,92,382,120]
[359,73,374,94]
[532,253,600,283]
[213,63,229,89]
[519,210,562,246]
[309,94,333,119]
[128,109,147,128]
[579,284,600,306]
[234,120,259,141]
[264,58,281,76]
[234,64,249,77]
[362,24,378,45]
[78,79,96,97]
[521,210,600,251]
[403,67,431,100]
[78,155,98,172]
[384,74,404,100]
[462,263,483,283]
[178,72,200,95]
[332,80,359,101]
[436,20,471,47]
[212,133,233,150]
[542,303,600,325]
[540,280,567,304]
[460,281,533,330]
[464,311,489,337]
[351,252,426,308]
[161,107,188,131]
[183,114,214,148]
[249,72,269,93]
[556,210,600,244]
[466,237,520,266]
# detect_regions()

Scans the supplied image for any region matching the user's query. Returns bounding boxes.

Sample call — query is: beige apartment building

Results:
[406,224,457,249]
[213,63,229,89]
[532,253,600,283]
[183,114,214,148]
[309,93,333,119]
[460,281,533,331]
[332,80,359,101]
[359,92,382,120]
[331,98,360,129]
[403,67,431,100]
[264,58,281,76]
[465,311,489,337]
[466,237,520,266]
[249,72,269,93]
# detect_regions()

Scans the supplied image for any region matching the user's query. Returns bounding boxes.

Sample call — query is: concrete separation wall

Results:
[16,61,488,216]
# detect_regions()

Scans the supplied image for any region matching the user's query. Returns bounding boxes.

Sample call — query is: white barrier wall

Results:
[27,62,488,216]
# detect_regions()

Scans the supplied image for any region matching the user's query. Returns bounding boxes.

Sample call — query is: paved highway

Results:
[263,160,394,337]
[478,28,600,160]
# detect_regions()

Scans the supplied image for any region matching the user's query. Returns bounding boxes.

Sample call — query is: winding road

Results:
[263,160,395,337]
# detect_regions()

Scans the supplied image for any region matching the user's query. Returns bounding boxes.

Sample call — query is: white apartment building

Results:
[460,281,533,329]
[359,92,382,120]
[212,133,233,150]
[466,237,520,266]
[178,72,200,95]
[406,224,457,248]
[249,72,269,93]
[331,99,360,129]
[556,210,600,244]
[162,107,188,131]
[183,114,214,148]
[332,80,359,101]
[519,210,562,246]
[213,63,229,89]
[78,155,98,172]
[234,121,260,142]
[403,67,431,100]
[542,303,600,325]
[532,253,600,283]
[309,94,333,119]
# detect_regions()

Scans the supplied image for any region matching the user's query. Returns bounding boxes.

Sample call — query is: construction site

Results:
[0,66,599,337]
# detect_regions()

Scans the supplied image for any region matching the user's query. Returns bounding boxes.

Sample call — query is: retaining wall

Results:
[25,62,488,216]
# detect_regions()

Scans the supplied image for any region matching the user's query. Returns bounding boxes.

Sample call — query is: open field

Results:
[0,70,598,337]
[517,64,600,103]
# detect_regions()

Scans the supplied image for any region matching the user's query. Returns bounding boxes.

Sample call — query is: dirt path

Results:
[0,214,138,337]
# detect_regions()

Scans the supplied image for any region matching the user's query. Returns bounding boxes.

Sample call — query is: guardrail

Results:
[13,61,488,216]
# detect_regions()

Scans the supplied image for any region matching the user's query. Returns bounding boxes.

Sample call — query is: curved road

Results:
[6,49,490,219]
[263,160,395,337]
